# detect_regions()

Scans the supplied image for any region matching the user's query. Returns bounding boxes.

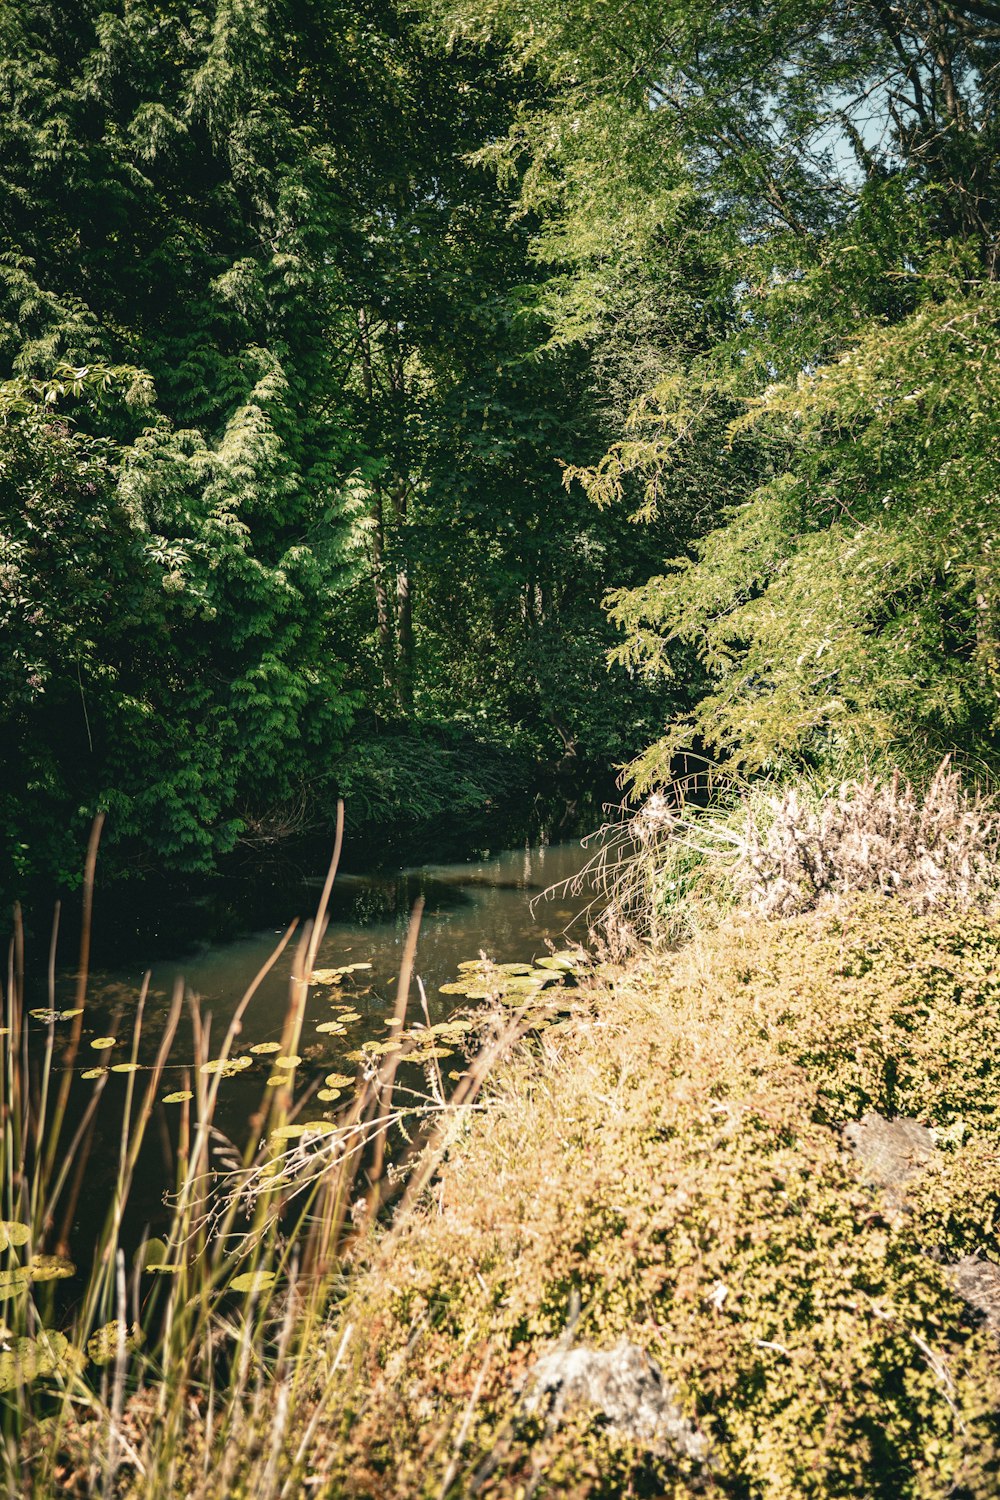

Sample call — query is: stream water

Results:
[39,838,598,1253]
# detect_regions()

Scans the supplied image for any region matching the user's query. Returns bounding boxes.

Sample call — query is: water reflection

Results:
[93,840,589,1034]
[39,840,594,1248]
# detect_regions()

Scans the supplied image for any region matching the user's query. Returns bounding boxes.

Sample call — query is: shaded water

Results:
[42,840,596,1249]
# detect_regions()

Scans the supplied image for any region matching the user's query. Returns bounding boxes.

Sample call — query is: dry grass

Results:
[735,758,1000,917]
[552,760,1000,952]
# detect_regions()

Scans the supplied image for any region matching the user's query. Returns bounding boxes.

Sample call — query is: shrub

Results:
[735,759,1000,918]
[282,899,1000,1499]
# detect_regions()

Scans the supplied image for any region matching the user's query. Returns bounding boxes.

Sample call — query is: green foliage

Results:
[607,282,1000,780]
[428,0,1000,788]
[0,363,357,890]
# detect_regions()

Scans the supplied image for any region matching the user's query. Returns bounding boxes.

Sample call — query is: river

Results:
[41,838,598,1251]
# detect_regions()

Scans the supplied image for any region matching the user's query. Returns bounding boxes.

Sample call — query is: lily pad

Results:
[249,1042,282,1055]
[311,963,373,984]
[0,1267,32,1298]
[200,1056,253,1077]
[316,1088,341,1102]
[111,1062,141,1074]
[0,1222,30,1253]
[315,1021,347,1035]
[535,951,583,972]
[87,1321,143,1367]
[0,1331,79,1392]
[81,1067,107,1080]
[275,1055,302,1068]
[323,1072,354,1089]
[90,1037,117,1051]
[138,1238,180,1274]
[28,1254,75,1283]
[229,1269,279,1295]
[270,1121,337,1143]
[162,1089,193,1104]
[265,1074,291,1087]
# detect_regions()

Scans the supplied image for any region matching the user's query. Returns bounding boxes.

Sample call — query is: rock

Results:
[950,1256,1000,1338]
[843,1116,1000,1346]
[843,1111,936,1192]
[524,1339,708,1462]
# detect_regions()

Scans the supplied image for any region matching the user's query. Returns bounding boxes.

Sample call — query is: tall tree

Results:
[429,0,1000,781]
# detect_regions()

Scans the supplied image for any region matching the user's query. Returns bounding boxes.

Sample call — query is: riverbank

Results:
[41,893,1000,1498]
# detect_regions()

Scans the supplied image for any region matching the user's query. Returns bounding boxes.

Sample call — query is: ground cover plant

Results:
[5,772,1000,1497]
[265,897,1000,1499]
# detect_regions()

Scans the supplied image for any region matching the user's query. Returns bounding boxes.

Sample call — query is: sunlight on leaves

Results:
[28,1254,75,1283]
[87,1321,143,1367]
[0,1331,80,1392]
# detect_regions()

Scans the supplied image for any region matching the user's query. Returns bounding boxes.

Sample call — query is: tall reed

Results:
[2,802,529,1498]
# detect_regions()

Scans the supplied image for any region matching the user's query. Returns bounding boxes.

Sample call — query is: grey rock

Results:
[843,1111,936,1192]
[524,1339,708,1462]
[950,1256,1000,1338]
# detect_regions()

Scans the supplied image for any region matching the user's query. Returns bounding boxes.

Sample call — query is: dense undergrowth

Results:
[16,896,995,1499]
[253,898,1000,1500]
[6,770,1000,1497]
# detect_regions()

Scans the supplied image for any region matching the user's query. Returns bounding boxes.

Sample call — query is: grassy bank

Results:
[28,893,996,1499]
[8,766,1000,1497]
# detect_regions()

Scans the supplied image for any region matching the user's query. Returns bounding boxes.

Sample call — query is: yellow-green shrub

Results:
[297,899,1000,1499]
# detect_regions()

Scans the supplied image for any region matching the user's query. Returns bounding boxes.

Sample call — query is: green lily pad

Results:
[87,1320,143,1367]
[229,1269,279,1295]
[270,1121,337,1143]
[535,951,583,972]
[200,1056,253,1077]
[0,1222,30,1253]
[28,1254,75,1283]
[0,1331,80,1392]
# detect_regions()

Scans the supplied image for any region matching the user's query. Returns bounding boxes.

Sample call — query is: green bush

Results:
[304,899,1000,1498]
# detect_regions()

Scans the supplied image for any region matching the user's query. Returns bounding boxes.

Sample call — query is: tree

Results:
[0,0,362,886]
[428,0,1000,782]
